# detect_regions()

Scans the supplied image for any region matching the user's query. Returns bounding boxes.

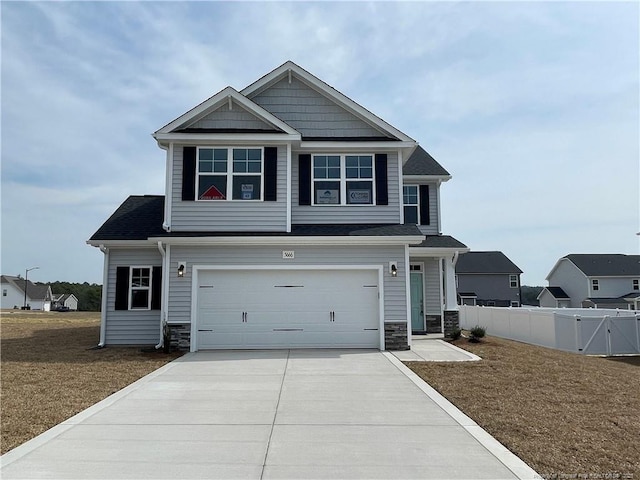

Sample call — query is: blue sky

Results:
[1,1,638,286]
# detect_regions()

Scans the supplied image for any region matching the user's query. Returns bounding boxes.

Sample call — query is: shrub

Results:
[450,327,462,341]
[469,325,486,343]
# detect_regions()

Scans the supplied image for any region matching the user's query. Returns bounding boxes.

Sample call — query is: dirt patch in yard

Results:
[407,335,640,477]
[1,311,182,454]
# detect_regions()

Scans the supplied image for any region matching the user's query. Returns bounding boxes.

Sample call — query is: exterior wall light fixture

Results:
[389,262,398,277]
[177,261,186,277]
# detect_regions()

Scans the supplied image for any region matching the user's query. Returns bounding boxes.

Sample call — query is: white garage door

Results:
[196,269,380,350]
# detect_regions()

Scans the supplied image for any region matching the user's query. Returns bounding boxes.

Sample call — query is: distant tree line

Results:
[521,285,544,306]
[38,281,102,311]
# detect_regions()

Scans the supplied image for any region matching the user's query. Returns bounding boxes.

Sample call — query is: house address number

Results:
[282,250,295,259]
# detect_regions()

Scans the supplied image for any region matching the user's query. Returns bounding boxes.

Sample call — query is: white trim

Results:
[403,174,452,183]
[402,184,420,225]
[154,133,300,144]
[301,141,415,150]
[398,150,404,224]
[311,153,376,207]
[154,86,299,136]
[286,143,292,233]
[195,146,264,202]
[241,62,415,143]
[405,245,412,347]
[190,264,386,352]
[436,181,442,232]
[98,246,109,347]
[87,240,162,248]
[128,266,152,311]
[164,143,173,230]
[150,235,424,246]
[410,246,470,256]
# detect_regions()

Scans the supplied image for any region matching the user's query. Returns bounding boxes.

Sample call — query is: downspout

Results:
[97,245,109,347]
[156,241,167,349]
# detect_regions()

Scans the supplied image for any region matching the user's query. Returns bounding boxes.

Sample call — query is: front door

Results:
[410,271,424,332]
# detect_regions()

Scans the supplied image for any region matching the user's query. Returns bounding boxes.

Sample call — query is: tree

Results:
[37,281,102,311]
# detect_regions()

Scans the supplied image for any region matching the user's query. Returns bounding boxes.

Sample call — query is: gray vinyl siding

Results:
[250,77,389,138]
[171,144,287,231]
[456,274,520,306]
[186,101,278,131]
[423,258,442,315]
[291,151,402,224]
[416,182,440,235]
[167,244,407,325]
[548,260,589,308]
[105,249,162,345]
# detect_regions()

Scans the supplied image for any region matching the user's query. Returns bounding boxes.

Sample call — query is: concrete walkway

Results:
[1,350,536,479]
[393,338,482,362]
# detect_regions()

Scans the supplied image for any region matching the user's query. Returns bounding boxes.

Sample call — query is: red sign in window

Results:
[200,185,225,200]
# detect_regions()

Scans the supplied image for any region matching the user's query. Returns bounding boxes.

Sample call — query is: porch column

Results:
[443,253,459,311]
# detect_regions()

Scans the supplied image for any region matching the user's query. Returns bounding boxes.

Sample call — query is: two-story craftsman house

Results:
[88,62,468,351]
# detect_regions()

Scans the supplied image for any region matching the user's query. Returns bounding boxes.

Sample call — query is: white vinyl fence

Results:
[459,306,640,356]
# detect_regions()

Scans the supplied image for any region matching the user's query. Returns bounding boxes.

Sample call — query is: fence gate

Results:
[577,315,640,356]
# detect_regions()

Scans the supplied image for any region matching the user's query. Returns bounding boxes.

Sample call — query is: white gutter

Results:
[98,245,109,347]
[155,241,167,349]
[147,235,425,246]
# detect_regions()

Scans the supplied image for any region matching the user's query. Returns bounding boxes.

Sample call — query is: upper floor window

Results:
[509,275,519,288]
[2,289,6,297]
[633,279,639,291]
[312,154,374,205]
[197,147,262,201]
[592,279,599,291]
[403,185,419,224]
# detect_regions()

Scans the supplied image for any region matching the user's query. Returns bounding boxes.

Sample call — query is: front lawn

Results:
[407,335,640,477]
[0,311,182,454]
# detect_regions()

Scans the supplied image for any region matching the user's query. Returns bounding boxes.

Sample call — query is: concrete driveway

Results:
[1,349,536,479]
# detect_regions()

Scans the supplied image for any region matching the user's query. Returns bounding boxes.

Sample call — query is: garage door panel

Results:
[196,269,380,349]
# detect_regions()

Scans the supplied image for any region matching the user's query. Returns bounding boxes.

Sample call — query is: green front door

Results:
[410,271,424,332]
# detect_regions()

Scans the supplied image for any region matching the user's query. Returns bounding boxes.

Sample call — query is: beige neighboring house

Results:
[1,275,53,310]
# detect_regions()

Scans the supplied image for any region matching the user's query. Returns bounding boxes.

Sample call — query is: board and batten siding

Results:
[423,258,442,315]
[171,144,287,232]
[250,77,389,138]
[105,249,162,345]
[186,101,279,131]
[416,183,440,235]
[291,151,401,224]
[167,244,407,326]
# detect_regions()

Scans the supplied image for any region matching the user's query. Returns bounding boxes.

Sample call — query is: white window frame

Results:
[129,266,152,310]
[403,184,420,224]
[311,154,375,206]
[509,274,519,288]
[510,301,520,307]
[591,279,599,292]
[196,146,264,202]
[633,279,639,291]
[2,288,6,297]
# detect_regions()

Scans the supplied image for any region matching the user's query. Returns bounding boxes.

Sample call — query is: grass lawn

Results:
[407,334,640,477]
[0,310,182,454]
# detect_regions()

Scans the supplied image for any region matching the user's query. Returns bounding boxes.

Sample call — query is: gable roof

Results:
[542,286,570,299]
[563,254,640,277]
[154,87,300,137]
[403,146,450,177]
[88,196,424,243]
[241,61,415,142]
[1,275,51,300]
[456,251,523,274]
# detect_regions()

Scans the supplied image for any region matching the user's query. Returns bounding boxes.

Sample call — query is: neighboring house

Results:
[539,254,640,309]
[52,293,79,311]
[536,287,571,309]
[1,275,53,310]
[88,61,468,351]
[455,251,523,307]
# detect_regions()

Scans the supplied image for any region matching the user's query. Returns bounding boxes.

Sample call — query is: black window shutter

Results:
[264,147,278,201]
[375,154,388,205]
[182,146,197,201]
[151,266,162,310]
[419,185,430,225]
[115,267,130,311]
[299,154,311,205]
